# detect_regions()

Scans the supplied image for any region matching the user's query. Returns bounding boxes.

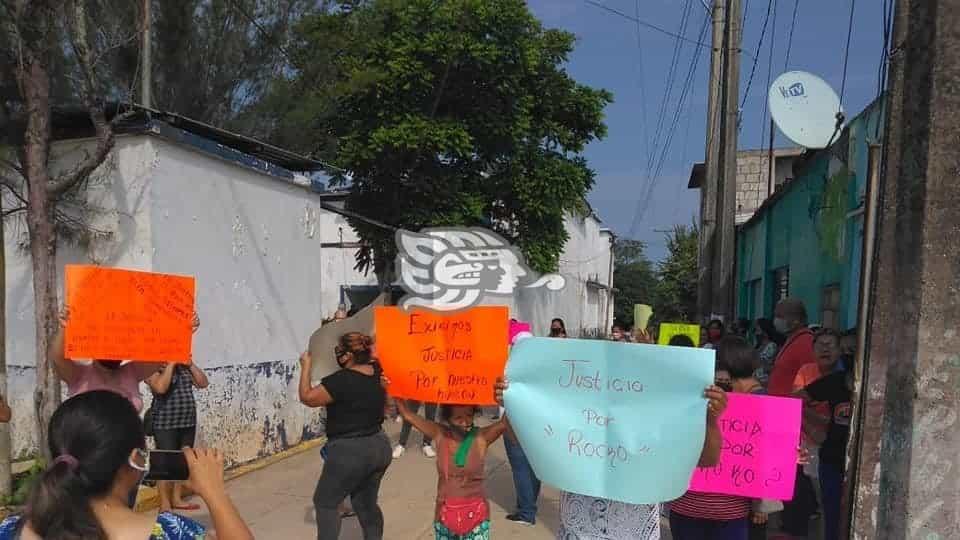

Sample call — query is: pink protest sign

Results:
[509,320,531,344]
[688,393,802,500]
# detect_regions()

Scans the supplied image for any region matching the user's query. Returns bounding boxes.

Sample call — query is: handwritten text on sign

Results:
[65,265,196,363]
[688,393,802,500]
[504,338,714,505]
[374,306,508,404]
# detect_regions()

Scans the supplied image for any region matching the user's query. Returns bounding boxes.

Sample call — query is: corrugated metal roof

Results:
[44,103,328,173]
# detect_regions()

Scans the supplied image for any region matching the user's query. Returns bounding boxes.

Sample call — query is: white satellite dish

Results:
[769,71,843,149]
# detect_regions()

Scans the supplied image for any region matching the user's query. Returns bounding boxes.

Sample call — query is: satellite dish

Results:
[769,71,843,149]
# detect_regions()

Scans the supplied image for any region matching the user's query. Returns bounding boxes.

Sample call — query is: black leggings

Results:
[314,431,392,540]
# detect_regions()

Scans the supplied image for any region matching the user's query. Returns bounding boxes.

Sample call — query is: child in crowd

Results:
[392,396,507,540]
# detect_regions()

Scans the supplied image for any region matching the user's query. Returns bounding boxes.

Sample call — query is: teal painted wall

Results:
[736,98,885,329]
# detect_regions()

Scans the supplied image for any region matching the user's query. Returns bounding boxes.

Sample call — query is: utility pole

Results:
[712,0,742,322]
[849,0,960,538]
[141,0,151,108]
[698,0,724,324]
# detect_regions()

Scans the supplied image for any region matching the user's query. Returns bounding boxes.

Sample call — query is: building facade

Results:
[734,97,885,328]
[688,147,804,320]
[3,110,614,464]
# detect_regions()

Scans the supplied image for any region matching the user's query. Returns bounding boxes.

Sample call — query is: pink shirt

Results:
[67,363,144,412]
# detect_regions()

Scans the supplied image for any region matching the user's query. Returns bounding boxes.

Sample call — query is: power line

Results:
[634,0,654,167]
[783,0,800,70]
[584,0,711,49]
[644,0,694,186]
[838,0,858,106]
[629,12,711,236]
[739,0,774,112]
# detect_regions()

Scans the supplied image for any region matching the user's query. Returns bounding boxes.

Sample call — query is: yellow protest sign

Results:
[658,323,701,347]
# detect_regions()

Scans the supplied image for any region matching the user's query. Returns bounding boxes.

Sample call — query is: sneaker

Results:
[506,514,535,526]
[392,444,405,459]
[422,445,436,458]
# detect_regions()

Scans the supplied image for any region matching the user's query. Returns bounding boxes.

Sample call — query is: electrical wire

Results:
[644,0,694,186]
[629,13,711,236]
[838,0,858,106]
[739,0,774,112]
[584,0,711,49]
[634,0,654,167]
[783,0,800,70]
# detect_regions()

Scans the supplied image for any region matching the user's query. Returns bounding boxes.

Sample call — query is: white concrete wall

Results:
[4,132,614,463]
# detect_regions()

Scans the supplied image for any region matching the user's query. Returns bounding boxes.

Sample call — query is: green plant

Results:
[1,460,45,507]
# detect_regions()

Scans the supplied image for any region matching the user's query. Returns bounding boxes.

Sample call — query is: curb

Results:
[135,437,327,512]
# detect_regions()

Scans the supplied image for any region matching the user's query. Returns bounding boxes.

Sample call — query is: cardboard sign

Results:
[634,304,653,330]
[504,338,715,505]
[688,393,802,500]
[375,306,508,405]
[658,323,701,346]
[65,265,195,363]
[308,293,385,382]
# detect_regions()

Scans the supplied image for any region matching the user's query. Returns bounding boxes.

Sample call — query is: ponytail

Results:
[26,458,106,540]
[22,391,145,540]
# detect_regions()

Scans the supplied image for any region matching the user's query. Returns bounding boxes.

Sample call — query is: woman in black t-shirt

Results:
[299,332,391,540]
[795,330,853,540]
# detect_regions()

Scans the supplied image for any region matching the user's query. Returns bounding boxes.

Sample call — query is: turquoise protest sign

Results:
[504,337,715,505]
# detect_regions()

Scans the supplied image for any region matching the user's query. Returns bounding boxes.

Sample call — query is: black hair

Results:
[25,391,145,540]
[755,318,786,347]
[707,319,725,331]
[668,334,695,347]
[717,336,760,380]
[439,404,479,424]
[550,318,566,330]
[335,332,373,365]
[814,327,842,344]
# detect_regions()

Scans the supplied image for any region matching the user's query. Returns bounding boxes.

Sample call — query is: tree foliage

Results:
[261,0,612,279]
[654,223,699,323]
[612,238,656,327]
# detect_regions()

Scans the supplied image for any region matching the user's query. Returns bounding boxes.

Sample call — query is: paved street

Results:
[179,416,675,539]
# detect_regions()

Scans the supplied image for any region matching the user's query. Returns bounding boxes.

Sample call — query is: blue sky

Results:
[526,0,885,261]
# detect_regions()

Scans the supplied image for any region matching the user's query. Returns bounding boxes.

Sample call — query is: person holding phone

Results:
[146,358,209,513]
[0,390,252,540]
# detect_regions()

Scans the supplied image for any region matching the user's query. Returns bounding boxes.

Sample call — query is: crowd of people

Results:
[0,295,854,540]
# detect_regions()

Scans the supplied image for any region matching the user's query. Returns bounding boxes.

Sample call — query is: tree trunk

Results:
[21,53,61,462]
[0,169,11,498]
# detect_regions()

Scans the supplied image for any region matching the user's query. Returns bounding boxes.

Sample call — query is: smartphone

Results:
[145,450,189,481]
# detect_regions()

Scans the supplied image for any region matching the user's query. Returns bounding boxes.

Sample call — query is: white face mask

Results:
[774,317,790,334]
[129,448,149,473]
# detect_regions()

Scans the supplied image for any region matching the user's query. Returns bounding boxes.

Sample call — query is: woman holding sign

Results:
[299,332,392,540]
[494,376,727,540]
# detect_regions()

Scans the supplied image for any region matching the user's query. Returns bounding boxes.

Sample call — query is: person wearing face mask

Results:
[702,320,725,350]
[299,332,392,540]
[548,318,567,338]
[389,399,508,540]
[0,390,252,540]
[765,298,818,539]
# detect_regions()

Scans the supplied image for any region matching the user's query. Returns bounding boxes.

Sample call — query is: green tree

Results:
[612,238,656,327]
[654,223,699,322]
[266,0,612,281]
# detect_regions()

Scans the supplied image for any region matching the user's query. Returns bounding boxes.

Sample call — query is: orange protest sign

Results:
[64,265,196,363]
[374,306,508,405]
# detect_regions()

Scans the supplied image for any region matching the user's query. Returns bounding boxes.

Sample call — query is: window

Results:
[821,285,841,330]
[772,267,790,313]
